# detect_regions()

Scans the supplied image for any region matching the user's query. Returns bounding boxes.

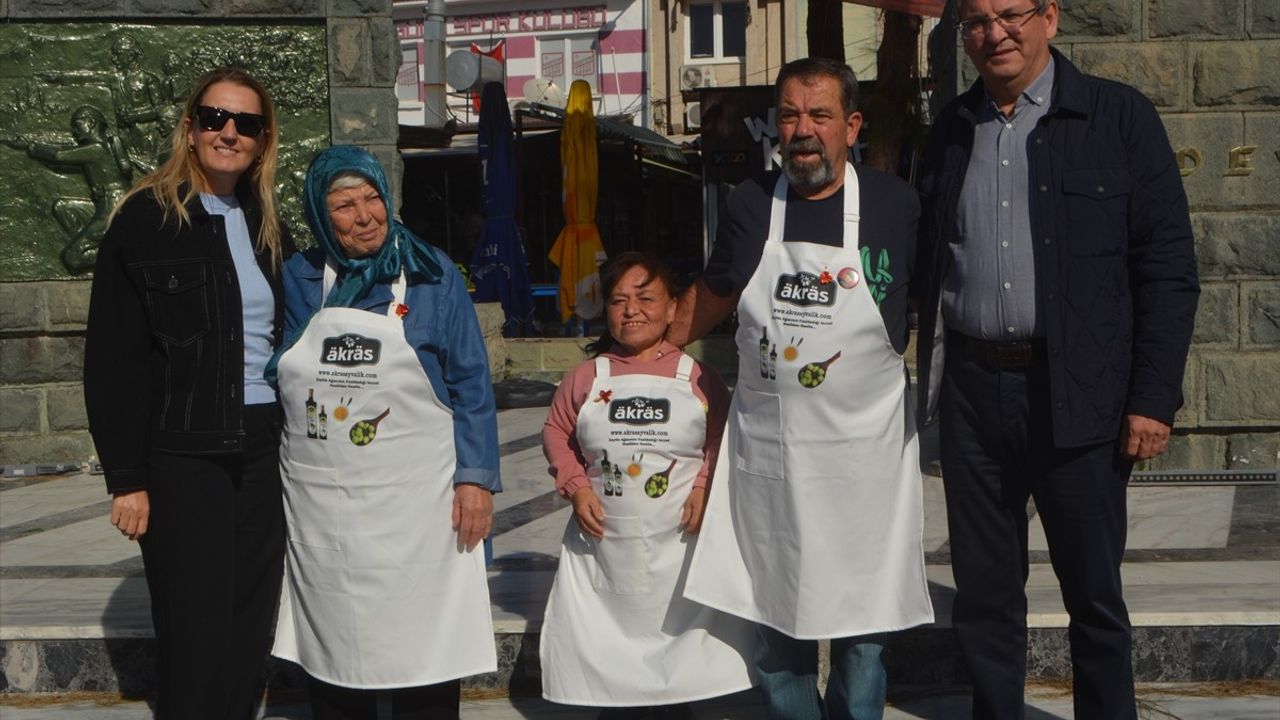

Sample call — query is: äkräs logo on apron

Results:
[320,333,381,366]
[773,271,836,307]
[608,397,671,425]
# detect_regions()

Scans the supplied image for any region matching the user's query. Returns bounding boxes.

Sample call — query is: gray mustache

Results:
[782,138,824,158]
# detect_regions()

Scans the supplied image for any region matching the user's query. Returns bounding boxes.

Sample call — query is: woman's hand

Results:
[452,483,493,551]
[680,486,708,534]
[570,487,605,539]
[110,490,150,540]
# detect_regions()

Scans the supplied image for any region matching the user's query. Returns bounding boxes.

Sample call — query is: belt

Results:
[952,332,1046,370]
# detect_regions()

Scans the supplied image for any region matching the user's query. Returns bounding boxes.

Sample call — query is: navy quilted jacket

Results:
[914,48,1199,448]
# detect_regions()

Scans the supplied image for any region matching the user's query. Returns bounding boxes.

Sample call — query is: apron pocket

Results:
[734,386,785,479]
[282,462,344,551]
[590,515,653,596]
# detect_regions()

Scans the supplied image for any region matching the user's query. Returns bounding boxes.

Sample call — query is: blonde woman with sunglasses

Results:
[84,67,294,719]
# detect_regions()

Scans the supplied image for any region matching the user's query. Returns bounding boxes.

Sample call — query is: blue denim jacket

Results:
[282,247,502,491]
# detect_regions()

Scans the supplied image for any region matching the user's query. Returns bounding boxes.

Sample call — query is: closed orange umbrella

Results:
[548,80,606,323]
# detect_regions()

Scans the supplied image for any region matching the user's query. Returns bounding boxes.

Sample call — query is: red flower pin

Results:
[395,303,410,318]
[818,269,834,284]
[595,389,613,404]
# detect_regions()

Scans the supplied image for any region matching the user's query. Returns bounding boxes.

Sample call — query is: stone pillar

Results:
[945,1,1280,469]
[0,282,95,464]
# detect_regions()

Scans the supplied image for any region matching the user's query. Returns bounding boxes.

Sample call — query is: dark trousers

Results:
[138,403,285,720]
[939,346,1136,720]
[308,676,461,720]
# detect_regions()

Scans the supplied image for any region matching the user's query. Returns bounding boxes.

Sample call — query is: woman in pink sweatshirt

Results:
[539,252,756,719]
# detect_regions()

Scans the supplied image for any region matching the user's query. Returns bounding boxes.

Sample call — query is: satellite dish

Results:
[446,50,503,92]
[522,77,566,108]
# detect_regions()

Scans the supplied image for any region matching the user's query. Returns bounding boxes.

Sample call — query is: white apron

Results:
[541,354,756,706]
[685,165,934,639]
[272,265,496,688]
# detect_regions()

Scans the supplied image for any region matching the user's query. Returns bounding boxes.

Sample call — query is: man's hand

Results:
[452,483,493,551]
[1120,414,1171,461]
[680,486,708,534]
[667,279,739,348]
[570,487,605,539]
[110,490,150,540]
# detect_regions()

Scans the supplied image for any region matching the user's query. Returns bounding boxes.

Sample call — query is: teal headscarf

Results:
[306,145,444,306]
[264,145,444,386]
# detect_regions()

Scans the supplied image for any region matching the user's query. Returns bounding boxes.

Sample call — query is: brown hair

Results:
[110,68,283,270]
[774,57,860,117]
[585,251,679,357]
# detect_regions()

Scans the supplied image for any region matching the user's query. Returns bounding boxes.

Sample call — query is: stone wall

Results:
[1054,0,1280,470]
[0,0,401,465]
[948,0,1280,470]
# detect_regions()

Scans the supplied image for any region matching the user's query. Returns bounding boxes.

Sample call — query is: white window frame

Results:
[396,40,424,110]
[537,34,599,94]
[684,0,747,63]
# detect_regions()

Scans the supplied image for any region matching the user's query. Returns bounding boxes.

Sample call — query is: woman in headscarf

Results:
[268,145,499,719]
[85,67,291,718]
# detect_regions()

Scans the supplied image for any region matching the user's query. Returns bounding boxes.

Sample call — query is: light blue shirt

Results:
[201,193,277,405]
[943,57,1055,340]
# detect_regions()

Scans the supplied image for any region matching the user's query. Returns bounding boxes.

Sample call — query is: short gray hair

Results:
[328,171,374,193]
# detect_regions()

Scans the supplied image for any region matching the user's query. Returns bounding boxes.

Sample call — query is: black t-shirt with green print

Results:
[702,165,918,355]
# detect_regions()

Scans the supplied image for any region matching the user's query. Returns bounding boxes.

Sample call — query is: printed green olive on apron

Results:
[273,261,496,688]
[540,354,756,706]
[684,165,934,639]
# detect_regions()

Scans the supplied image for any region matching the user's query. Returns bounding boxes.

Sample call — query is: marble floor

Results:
[2,407,1278,709]
[3,406,1277,642]
[2,685,1279,719]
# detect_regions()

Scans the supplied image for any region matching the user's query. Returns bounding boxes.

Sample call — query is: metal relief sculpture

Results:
[0,24,329,280]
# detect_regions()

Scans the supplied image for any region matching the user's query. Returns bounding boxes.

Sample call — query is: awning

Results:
[521,104,693,168]
[844,0,945,18]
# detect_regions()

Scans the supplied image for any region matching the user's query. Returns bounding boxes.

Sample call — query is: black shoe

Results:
[597,708,651,720]
[652,703,693,720]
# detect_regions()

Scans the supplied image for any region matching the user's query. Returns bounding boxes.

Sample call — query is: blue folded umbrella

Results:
[470,81,535,337]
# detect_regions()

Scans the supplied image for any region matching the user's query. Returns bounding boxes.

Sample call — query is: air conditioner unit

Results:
[685,101,702,131]
[679,65,715,91]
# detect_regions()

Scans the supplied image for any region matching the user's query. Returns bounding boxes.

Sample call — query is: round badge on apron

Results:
[541,354,756,706]
[273,261,496,688]
[684,164,934,639]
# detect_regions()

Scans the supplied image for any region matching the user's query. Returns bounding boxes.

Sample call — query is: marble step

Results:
[3,562,1278,694]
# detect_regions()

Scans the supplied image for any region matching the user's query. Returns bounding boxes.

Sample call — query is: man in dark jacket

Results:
[915,1,1199,718]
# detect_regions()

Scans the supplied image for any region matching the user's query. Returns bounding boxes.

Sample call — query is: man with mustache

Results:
[914,1,1198,718]
[669,57,933,720]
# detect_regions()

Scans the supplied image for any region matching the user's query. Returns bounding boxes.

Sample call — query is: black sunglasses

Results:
[193,105,267,138]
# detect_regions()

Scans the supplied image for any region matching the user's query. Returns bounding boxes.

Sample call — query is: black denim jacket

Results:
[915,49,1199,448]
[84,186,293,494]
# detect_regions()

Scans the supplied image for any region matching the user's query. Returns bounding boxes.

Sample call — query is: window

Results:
[538,36,598,92]
[688,0,748,60]
[396,44,421,104]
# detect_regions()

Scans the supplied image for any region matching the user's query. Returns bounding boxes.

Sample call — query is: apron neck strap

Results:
[594,355,611,380]
[321,240,409,317]
[674,353,694,382]
[766,163,861,248]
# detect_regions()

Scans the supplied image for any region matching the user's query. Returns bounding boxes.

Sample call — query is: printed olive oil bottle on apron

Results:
[685,165,934,639]
[541,355,755,706]
[273,265,496,688]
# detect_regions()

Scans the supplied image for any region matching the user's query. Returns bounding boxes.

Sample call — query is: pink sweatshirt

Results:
[542,341,731,499]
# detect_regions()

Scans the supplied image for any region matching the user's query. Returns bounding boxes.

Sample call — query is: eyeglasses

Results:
[192,105,267,138]
[956,6,1043,40]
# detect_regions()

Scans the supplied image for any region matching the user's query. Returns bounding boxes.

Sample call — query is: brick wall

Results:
[0,0,402,466]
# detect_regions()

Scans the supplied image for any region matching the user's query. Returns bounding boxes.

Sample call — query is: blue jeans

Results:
[755,625,887,720]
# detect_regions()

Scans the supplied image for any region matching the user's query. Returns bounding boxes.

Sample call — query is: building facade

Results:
[393,0,648,125]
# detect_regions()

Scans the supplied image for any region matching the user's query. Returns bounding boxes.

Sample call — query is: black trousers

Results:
[138,403,285,720]
[939,345,1136,720]
[308,676,461,720]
